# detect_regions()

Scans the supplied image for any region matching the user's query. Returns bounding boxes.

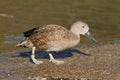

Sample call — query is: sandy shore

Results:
[0,42,120,80]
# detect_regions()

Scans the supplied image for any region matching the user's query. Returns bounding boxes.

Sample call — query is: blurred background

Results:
[0,0,120,53]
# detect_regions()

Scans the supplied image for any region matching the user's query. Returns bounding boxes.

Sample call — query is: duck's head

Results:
[70,21,98,43]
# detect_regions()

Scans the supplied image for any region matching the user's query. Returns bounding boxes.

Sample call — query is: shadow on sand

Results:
[15,48,90,60]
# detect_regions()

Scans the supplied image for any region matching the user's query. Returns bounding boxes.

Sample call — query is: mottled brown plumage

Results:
[17,21,97,65]
[20,24,80,51]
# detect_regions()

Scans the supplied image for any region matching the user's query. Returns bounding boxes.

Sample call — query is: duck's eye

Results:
[82,26,85,28]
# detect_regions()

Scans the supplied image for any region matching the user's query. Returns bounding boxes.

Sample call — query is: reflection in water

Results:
[4,36,24,44]
[4,41,18,44]
[0,36,24,53]
[5,36,24,40]
[0,0,120,53]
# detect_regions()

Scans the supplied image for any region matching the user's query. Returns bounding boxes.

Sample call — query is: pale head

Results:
[70,21,98,43]
[70,21,89,35]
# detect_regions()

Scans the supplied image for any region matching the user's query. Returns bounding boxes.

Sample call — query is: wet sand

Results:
[0,42,120,80]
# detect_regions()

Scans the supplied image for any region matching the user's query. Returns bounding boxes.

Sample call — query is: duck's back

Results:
[24,25,66,37]
[23,24,80,51]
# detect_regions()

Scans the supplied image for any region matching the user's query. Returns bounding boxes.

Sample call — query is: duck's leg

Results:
[31,47,43,64]
[49,53,64,65]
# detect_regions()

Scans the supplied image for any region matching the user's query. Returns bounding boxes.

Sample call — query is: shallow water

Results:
[0,0,120,53]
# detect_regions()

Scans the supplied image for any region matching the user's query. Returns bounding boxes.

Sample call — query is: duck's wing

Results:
[23,26,42,37]
[23,24,68,37]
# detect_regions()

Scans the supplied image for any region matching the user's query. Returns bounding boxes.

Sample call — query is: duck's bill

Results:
[85,32,98,43]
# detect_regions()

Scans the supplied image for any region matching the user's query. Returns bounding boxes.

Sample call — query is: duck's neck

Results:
[69,28,80,47]
[70,27,80,37]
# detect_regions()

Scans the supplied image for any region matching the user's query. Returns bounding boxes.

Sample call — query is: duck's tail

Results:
[16,38,34,48]
[16,39,28,48]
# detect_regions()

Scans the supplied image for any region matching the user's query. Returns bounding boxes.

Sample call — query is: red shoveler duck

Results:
[17,21,97,65]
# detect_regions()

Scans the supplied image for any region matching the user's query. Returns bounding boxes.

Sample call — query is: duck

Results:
[17,21,97,65]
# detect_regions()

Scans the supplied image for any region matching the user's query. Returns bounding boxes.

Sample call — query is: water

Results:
[0,0,120,53]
